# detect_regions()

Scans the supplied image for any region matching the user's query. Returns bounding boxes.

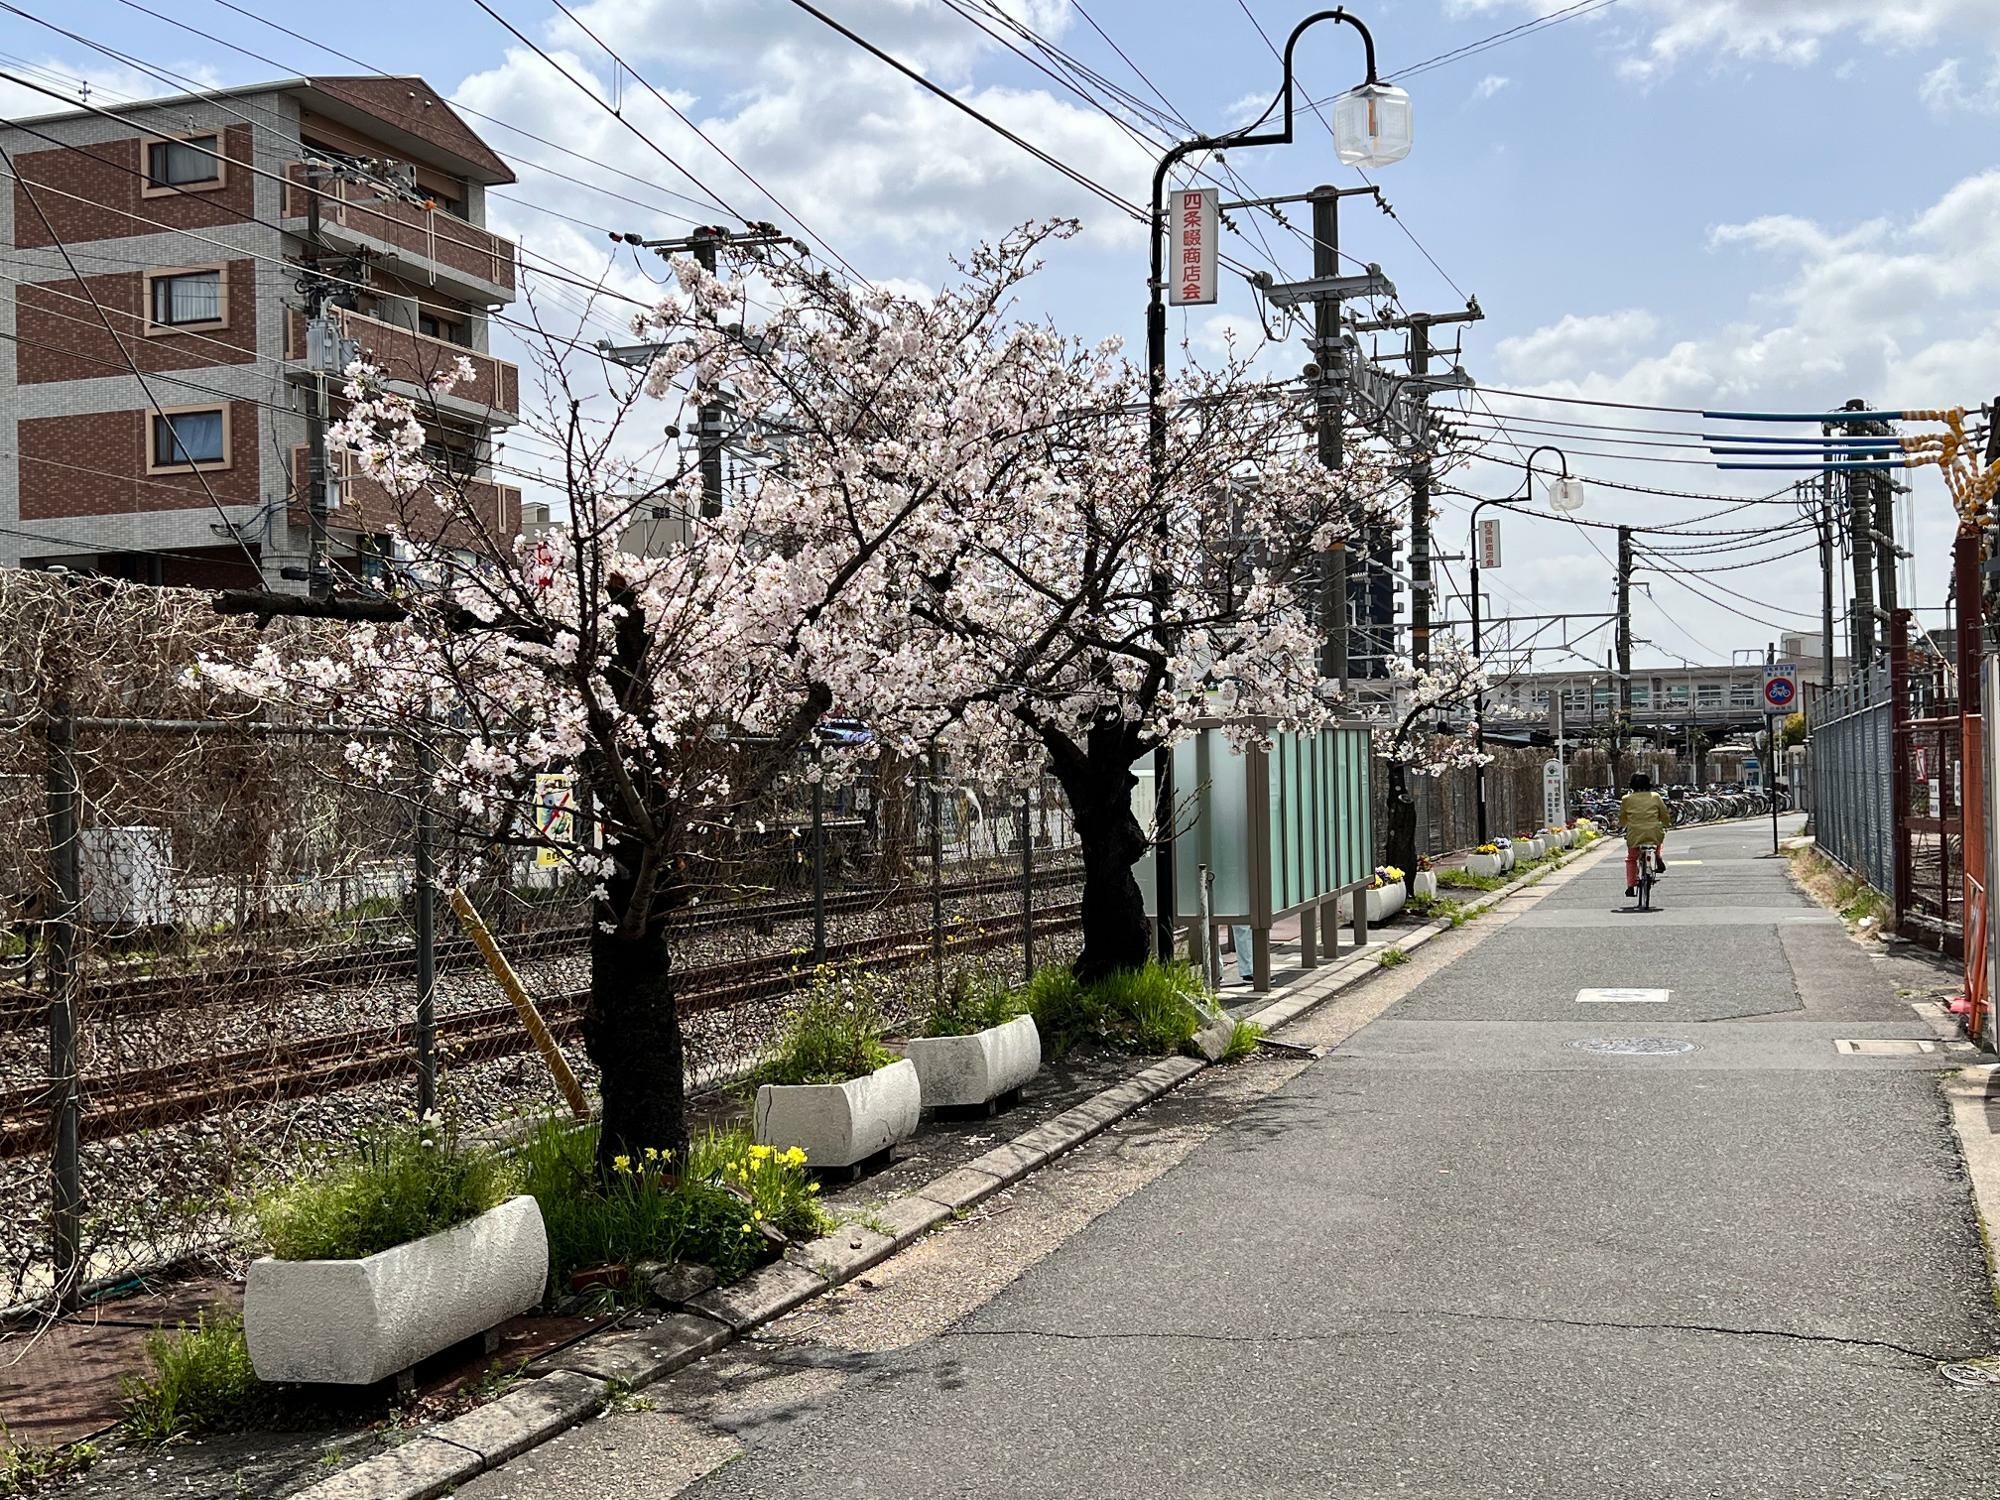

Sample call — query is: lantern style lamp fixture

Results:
[1546,474,1586,512]
[1332,79,1412,167]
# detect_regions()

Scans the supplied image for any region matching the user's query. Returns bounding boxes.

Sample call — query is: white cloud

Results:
[0,55,226,121]
[1449,0,1995,81]
[1494,309,1661,381]
[453,0,1160,281]
[1918,54,2000,113]
[1469,74,1511,103]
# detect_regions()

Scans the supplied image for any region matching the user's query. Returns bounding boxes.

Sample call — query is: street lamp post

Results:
[1143,7,1410,960]
[1470,446,1577,843]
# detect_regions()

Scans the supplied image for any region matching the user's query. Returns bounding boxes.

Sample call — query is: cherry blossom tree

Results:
[1373,639,1491,878]
[874,343,1395,978]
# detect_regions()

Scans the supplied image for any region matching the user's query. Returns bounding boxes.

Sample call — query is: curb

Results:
[1943,1064,2000,1303]
[294,842,1601,1500]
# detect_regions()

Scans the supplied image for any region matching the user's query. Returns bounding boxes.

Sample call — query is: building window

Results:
[150,406,228,469]
[1697,683,1723,707]
[417,311,469,347]
[146,267,225,331]
[144,133,224,192]
[1729,682,1757,707]
[1631,685,1652,708]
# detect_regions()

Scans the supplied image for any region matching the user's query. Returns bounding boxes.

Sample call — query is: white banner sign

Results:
[1479,517,1502,569]
[1168,187,1217,306]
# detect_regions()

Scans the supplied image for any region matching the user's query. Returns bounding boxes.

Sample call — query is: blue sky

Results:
[7,0,2000,672]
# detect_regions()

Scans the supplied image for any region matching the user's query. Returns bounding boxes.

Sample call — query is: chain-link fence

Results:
[0,578,1083,1356]
[1807,668,1896,900]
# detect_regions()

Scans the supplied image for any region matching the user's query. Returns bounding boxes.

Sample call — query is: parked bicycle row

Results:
[1572,782,1791,831]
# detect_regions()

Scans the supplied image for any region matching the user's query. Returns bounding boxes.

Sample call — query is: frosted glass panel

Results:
[1210,733,1252,916]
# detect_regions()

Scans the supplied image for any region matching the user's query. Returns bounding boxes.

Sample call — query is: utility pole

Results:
[1309,186,1348,690]
[640,223,797,517]
[1814,475,1835,704]
[1616,525,1633,781]
[294,163,368,599]
[1348,301,1481,671]
[1408,319,1433,668]
[1842,399,1878,671]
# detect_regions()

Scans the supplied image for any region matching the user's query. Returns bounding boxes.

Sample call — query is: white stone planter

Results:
[903,1014,1041,1109]
[1525,838,1546,861]
[1364,883,1403,923]
[1411,871,1437,901]
[755,1056,920,1169]
[1467,852,1503,879]
[245,1195,547,1386]
[1497,846,1516,872]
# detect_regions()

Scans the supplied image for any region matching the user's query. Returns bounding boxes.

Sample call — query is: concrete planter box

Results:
[1524,838,1546,861]
[244,1195,547,1386]
[1364,883,1404,922]
[1467,852,1503,879]
[1411,871,1438,901]
[904,1014,1041,1109]
[755,1056,920,1169]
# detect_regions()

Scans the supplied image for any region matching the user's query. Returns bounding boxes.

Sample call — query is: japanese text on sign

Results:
[1167,187,1217,306]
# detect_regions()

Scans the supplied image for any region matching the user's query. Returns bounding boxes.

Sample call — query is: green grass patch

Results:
[1437,868,1505,892]
[0,1433,96,1495]
[753,966,898,1086]
[924,964,1026,1038]
[250,1117,516,1262]
[1219,1019,1263,1062]
[1019,960,1219,1059]
[119,1314,260,1443]
[1377,947,1410,968]
[518,1120,831,1300]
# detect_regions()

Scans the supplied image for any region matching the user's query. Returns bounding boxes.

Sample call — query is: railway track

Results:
[0,863,1084,1033]
[0,901,1082,1157]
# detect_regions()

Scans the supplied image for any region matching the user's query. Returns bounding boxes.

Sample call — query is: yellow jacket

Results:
[1620,790,1671,845]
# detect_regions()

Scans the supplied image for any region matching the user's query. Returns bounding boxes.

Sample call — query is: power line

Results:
[541,0,874,287]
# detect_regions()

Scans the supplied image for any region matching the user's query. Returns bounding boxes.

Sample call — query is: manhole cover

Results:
[1941,1360,2000,1389]
[1566,1037,1697,1056]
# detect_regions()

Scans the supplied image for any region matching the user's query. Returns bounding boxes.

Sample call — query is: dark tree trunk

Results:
[583,853,687,1173]
[1046,724,1151,983]
[1385,759,1418,884]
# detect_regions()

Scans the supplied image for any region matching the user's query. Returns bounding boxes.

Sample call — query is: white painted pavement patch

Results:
[1831,1038,1976,1055]
[1576,988,1671,1003]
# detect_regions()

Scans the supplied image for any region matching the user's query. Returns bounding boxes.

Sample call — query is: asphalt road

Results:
[482,822,2000,1499]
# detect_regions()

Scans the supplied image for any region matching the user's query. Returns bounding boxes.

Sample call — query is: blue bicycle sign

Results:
[1762,664,1797,711]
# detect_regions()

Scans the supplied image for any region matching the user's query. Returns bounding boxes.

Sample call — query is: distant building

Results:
[0,76,522,591]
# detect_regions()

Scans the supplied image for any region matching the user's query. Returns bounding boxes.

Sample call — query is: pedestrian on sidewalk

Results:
[1619,772,1672,897]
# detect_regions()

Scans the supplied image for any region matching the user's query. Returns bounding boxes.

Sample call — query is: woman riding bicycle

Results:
[1619,773,1672,898]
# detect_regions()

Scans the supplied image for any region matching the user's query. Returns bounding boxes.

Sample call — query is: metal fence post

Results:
[44,702,82,1312]
[414,741,437,1120]
[811,742,827,966]
[1018,788,1034,980]
[927,746,944,994]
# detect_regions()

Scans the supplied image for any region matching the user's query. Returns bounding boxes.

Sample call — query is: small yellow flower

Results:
[740,1223,753,1234]
[612,1154,632,1173]
[783,1147,807,1167]
[643,1147,659,1163]
[806,1182,820,1194]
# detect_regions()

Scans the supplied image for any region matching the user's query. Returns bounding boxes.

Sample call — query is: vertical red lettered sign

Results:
[1479,517,1502,569]
[1167,187,1217,306]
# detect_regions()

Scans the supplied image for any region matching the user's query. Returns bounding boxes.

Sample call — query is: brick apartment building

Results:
[0,75,522,591]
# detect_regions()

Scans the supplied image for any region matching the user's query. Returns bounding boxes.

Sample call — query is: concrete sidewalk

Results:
[469,820,2000,1498]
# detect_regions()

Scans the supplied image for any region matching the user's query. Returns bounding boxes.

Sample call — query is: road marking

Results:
[1576,988,1671,1003]
[1833,1038,1938,1055]
[1666,859,1704,866]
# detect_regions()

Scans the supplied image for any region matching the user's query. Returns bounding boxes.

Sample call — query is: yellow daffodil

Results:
[612,1154,631,1173]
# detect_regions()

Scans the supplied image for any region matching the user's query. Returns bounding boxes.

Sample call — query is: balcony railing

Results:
[324,307,519,424]
[285,165,516,296]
